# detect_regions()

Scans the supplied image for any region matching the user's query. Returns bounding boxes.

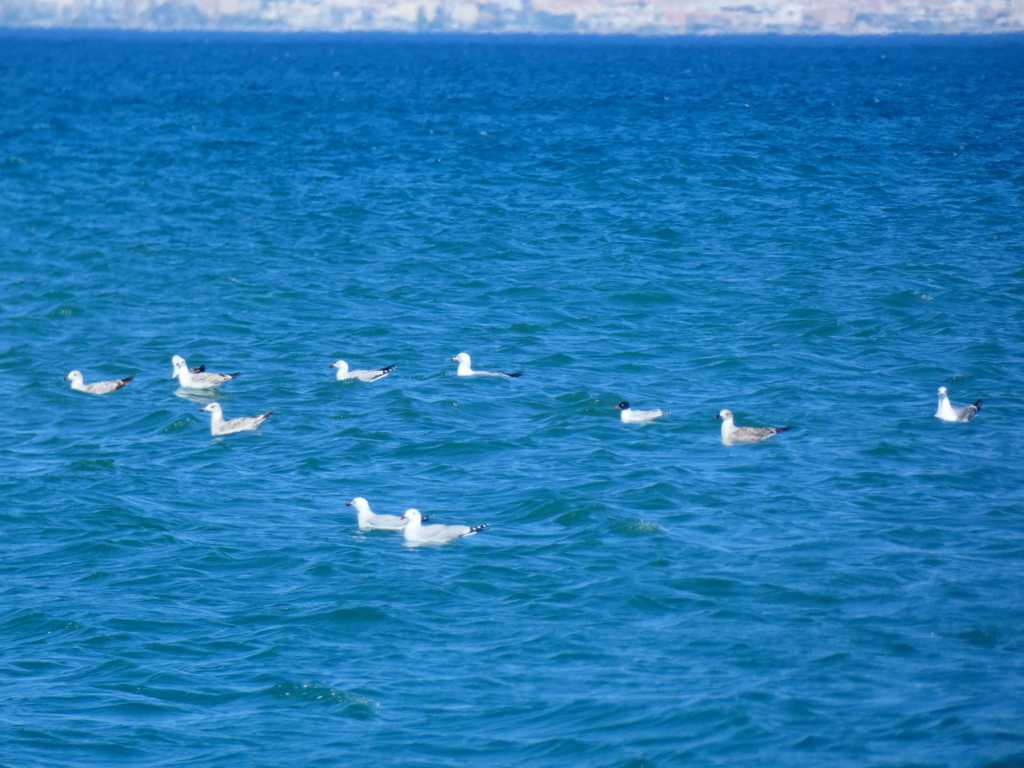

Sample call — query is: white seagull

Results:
[330,360,396,383]
[64,370,135,395]
[347,497,432,530]
[400,508,489,546]
[615,401,669,423]
[451,352,522,378]
[935,386,982,422]
[200,402,273,436]
[172,355,239,389]
[717,409,792,444]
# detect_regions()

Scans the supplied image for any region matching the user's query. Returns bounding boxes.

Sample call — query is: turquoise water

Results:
[2,32,1023,767]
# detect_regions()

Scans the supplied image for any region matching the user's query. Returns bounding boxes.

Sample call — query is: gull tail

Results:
[465,524,490,536]
[505,372,523,378]
[108,376,136,393]
[973,400,983,413]
[367,365,396,382]
[774,426,793,435]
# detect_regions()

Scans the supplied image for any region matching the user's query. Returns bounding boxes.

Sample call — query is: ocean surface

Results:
[1,31,1023,767]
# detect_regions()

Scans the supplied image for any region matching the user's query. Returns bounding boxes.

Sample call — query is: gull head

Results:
[201,402,222,416]
[329,360,349,373]
[615,401,630,410]
[172,355,186,377]
[717,409,733,421]
[347,497,370,513]
[451,353,470,364]
[937,386,948,397]
[400,508,422,524]
[65,370,83,384]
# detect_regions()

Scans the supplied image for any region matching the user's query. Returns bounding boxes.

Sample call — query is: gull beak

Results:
[329,364,336,368]
[450,357,457,362]
[715,414,722,420]
[346,502,352,506]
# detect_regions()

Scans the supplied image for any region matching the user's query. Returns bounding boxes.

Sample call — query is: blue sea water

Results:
[2,30,1024,767]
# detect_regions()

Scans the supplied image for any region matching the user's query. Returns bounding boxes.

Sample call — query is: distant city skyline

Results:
[2,0,1023,35]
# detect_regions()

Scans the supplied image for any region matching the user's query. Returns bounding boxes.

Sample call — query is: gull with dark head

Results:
[330,360,396,383]
[615,401,668,423]
[451,352,522,378]
[200,402,273,436]
[172,355,239,390]
[935,386,982,422]
[64,370,135,395]
[717,409,792,444]
[401,508,488,546]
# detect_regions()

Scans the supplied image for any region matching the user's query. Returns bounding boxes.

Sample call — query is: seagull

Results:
[347,497,432,530]
[64,370,135,395]
[400,508,489,546]
[935,386,982,422]
[717,409,792,444]
[615,401,669,423]
[200,402,273,436]
[172,355,239,389]
[451,352,522,378]
[330,360,396,383]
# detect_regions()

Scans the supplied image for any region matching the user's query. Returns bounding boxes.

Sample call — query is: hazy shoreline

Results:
[2,0,1022,37]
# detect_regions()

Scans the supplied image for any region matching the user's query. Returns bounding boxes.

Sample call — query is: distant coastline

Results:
[2,0,1023,37]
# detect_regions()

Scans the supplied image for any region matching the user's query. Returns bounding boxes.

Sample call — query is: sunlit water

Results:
[2,32,1023,767]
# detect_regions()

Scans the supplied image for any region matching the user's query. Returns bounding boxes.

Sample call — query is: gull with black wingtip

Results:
[935,386,982,422]
[172,355,239,390]
[330,360,396,383]
[451,352,522,378]
[200,402,273,436]
[347,497,433,530]
[64,370,135,395]
[717,409,792,444]
[401,508,488,546]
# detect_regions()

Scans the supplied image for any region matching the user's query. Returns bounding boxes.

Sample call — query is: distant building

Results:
[1,0,1023,34]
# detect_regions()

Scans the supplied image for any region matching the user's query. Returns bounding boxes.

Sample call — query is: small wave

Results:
[162,416,198,434]
[46,304,83,320]
[66,458,117,472]
[264,682,377,717]
[610,518,667,536]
